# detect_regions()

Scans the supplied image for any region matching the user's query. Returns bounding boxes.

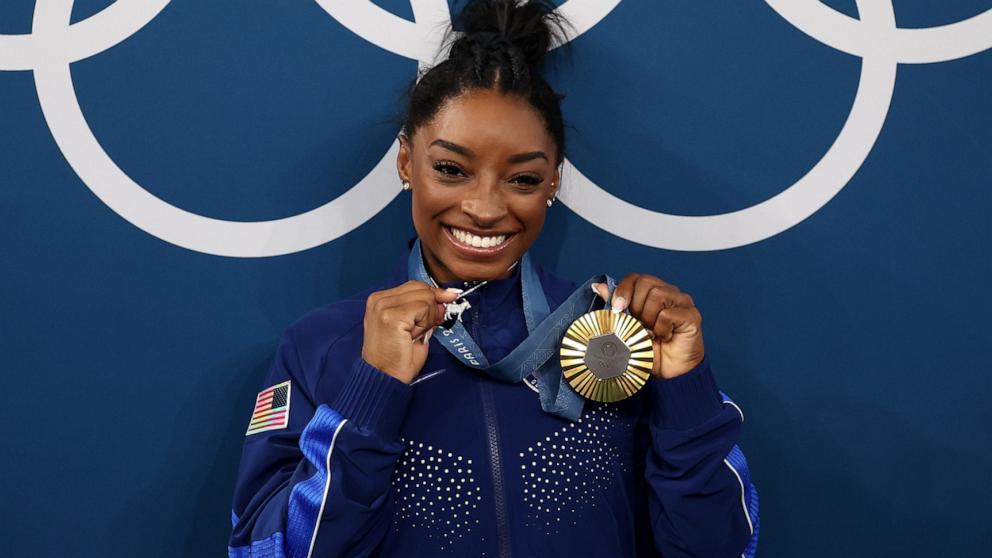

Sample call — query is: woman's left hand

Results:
[593,273,705,379]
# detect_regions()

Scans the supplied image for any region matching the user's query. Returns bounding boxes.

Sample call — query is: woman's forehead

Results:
[416,89,555,156]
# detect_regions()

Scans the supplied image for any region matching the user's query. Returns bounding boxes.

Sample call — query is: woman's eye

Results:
[432,162,466,177]
[511,174,543,187]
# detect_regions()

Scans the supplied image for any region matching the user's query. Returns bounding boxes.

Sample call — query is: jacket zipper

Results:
[472,305,512,558]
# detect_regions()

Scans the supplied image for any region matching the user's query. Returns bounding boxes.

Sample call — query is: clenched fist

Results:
[593,273,705,379]
[362,281,461,383]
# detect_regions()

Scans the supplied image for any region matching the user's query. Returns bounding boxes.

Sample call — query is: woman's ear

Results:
[551,165,562,198]
[397,134,413,184]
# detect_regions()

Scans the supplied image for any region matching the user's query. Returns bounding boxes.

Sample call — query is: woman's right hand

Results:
[362,281,461,383]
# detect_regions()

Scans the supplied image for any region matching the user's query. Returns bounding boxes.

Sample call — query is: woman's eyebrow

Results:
[430,139,474,157]
[508,151,548,164]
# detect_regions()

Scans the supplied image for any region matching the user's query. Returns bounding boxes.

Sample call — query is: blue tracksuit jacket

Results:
[229,249,759,557]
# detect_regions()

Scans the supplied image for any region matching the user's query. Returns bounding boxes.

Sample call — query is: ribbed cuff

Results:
[331,358,413,439]
[650,356,723,430]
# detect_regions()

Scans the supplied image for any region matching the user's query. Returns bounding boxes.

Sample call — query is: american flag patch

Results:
[246,381,291,435]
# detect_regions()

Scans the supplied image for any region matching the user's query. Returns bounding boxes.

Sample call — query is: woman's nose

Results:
[461,185,507,227]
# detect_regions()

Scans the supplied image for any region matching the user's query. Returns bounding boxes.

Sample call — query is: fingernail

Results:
[590,283,602,296]
[611,296,626,314]
[423,327,434,345]
[445,288,463,293]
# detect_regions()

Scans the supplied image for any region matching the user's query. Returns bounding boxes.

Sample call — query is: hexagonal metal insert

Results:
[584,333,630,380]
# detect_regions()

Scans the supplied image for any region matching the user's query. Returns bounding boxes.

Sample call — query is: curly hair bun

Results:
[449,0,567,72]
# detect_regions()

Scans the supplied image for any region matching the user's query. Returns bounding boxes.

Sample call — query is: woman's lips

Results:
[443,226,516,257]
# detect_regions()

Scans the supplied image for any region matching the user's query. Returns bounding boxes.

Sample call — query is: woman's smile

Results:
[444,225,516,256]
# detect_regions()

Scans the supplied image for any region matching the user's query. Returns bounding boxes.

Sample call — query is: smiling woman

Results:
[401,89,560,282]
[228,1,758,557]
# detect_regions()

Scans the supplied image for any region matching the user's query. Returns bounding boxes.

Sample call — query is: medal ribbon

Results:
[408,239,616,421]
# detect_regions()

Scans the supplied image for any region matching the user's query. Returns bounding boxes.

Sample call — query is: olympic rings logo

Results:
[1,1,990,257]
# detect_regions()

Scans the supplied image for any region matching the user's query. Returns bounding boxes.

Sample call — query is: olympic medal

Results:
[559,309,654,402]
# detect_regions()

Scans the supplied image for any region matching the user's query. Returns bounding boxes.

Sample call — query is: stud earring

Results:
[402,181,411,191]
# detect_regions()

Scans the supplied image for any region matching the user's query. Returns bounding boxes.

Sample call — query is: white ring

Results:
[28,0,403,257]
[559,0,899,251]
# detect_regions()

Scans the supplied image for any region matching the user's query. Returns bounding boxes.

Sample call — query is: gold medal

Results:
[559,309,655,402]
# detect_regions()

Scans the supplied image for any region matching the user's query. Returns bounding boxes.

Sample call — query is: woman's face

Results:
[398,88,560,283]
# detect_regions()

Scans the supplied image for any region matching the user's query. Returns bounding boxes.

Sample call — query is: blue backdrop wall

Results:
[2,1,991,556]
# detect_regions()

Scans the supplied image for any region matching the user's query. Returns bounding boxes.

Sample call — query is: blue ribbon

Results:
[408,239,616,421]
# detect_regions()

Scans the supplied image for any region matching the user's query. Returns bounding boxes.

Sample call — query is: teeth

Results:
[450,227,508,249]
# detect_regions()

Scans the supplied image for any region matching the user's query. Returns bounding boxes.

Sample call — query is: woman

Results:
[229,1,758,556]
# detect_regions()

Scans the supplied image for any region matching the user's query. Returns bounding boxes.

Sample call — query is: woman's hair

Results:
[402,0,570,164]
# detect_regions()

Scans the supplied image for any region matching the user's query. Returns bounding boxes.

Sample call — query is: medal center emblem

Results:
[585,333,630,380]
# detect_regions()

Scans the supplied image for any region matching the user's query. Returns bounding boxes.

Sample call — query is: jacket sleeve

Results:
[639,356,760,558]
[228,328,412,558]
